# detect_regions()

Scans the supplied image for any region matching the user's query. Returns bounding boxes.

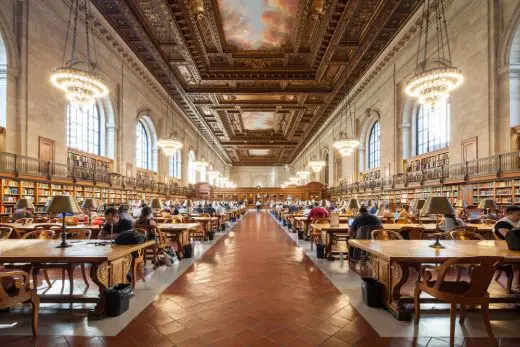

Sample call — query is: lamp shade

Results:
[137,200,146,208]
[455,200,468,209]
[420,196,455,216]
[366,199,374,207]
[150,198,163,209]
[478,199,497,210]
[81,198,98,210]
[15,198,35,210]
[347,198,360,210]
[415,199,426,211]
[45,195,82,214]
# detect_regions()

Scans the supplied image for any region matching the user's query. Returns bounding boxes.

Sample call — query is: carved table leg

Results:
[88,262,108,319]
[371,256,411,320]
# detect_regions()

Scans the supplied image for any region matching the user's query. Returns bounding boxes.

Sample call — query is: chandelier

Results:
[289,176,300,184]
[158,21,183,156]
[297,170,310,179]
[51,0,108,107]
[333,59,359,156]
[404,0,463,106]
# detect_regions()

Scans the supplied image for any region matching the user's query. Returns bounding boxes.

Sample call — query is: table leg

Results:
[88,262,108,319]
[304,222,310,241]
[371,256,411,320]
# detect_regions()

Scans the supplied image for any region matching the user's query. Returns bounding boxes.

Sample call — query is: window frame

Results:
[169,149,182,179]
[367,121,380,170]
[414,103,451,156]
[188,150,196,184]
[66,103,102,156]
[136,119,151,170]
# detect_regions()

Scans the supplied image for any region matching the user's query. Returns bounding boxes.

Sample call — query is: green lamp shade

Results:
[15,198,35,210]
[348,198,360,210]
[420,196,455,216]
[150,198,163,209]
[478,199,497,210]
[45,195,82,214]
[81,198,98,210]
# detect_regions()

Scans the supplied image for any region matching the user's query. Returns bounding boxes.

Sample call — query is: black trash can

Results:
[361,278,382,308]
[183,243,193,258]
[316,243,325,259]
[105,283,133,317]
[208,231,215,241]
[297,230,304,240]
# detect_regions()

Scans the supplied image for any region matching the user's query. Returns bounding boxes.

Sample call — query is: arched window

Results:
[188,150,196,184]
[169,149,182,179]
[0,31,7,128]
[415,103,450,155]
[367,121,380,169]
[136,119,151,170]
[67,103,101,155]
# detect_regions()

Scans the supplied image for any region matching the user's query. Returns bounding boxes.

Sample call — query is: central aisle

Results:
[118,210,382,346]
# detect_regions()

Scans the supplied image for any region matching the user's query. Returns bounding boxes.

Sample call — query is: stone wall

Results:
[0,0,227,185]
[291,0,520,186]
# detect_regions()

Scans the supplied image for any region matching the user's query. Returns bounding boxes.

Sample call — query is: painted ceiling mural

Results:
[241,111,278,130]
[93,0,423,165]
[217,0,298,50]
[249,149,271,156]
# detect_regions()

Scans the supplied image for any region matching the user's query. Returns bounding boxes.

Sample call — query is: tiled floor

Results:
[1,211,519,346]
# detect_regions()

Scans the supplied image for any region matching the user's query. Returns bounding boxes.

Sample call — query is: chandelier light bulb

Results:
[405,67,463,106]
[157,138,183,157]
[50,67,109,107]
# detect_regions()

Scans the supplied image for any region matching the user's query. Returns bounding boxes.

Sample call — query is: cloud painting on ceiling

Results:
[217,0,298,50]
[241,111,279,130]
[249,149,271,156]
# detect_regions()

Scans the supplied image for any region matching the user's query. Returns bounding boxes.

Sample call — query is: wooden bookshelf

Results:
[67,149,112,172]
[405,150,449,172]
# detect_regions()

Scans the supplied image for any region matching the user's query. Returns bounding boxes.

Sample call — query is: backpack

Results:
[505,228,520,251]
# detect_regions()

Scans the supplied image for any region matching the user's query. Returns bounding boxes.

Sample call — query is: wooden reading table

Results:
[0,239,154,318]
[348,240,520,320]
[157,223,200,251]
[311,223,351,258]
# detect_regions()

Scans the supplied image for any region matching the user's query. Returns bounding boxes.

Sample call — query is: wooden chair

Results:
[14,218,33,224]
[0,227,13,239]
[371,229,404,240]
[449,230,485,281]
[22,230,55,240]
[0,269,39,335]
[380,217,395,224]
[405,226,426,240]
[414,257,502,347]
[396,219,413,224]
[310,217,328,250]
[55,230,92,295]
[132,229,147,287]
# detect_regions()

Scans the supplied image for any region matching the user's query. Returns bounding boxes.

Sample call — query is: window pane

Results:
[415,103,450,155]
[367,121,380,170]
[136,120,150,170]
[66,104,101,155]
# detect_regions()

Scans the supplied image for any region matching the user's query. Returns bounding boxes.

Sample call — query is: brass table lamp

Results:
[421,196,455,249]
[46,195,82,248]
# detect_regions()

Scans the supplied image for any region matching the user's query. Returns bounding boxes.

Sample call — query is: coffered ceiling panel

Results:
[92,0,423,165]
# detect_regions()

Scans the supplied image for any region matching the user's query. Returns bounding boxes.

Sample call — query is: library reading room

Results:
[1,0,520,346]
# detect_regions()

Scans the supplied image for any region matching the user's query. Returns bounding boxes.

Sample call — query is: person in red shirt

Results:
[307,202,330,221]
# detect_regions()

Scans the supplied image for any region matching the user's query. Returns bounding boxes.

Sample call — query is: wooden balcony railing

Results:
[328,151,520,195]
[0,151,192,197]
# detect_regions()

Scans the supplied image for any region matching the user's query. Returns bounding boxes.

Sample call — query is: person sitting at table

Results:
[493,205,520,239]
[194,204,204,214]
[350,206,383,234]
[377,204,393,218]
[439,213,466,232]
[99,207,133,239]
[171,204,180,215]
[288,202,298,214]
[307,202,330,221]
[303,204,313,217]
[12,206,34,220]
[136,206,157,227]
[118,204,134,223]
[368,203,378,215]
[203,203,217,216]
[395,205,410,221]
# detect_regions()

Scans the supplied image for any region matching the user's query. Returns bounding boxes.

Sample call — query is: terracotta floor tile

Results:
[0,212,511,346]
